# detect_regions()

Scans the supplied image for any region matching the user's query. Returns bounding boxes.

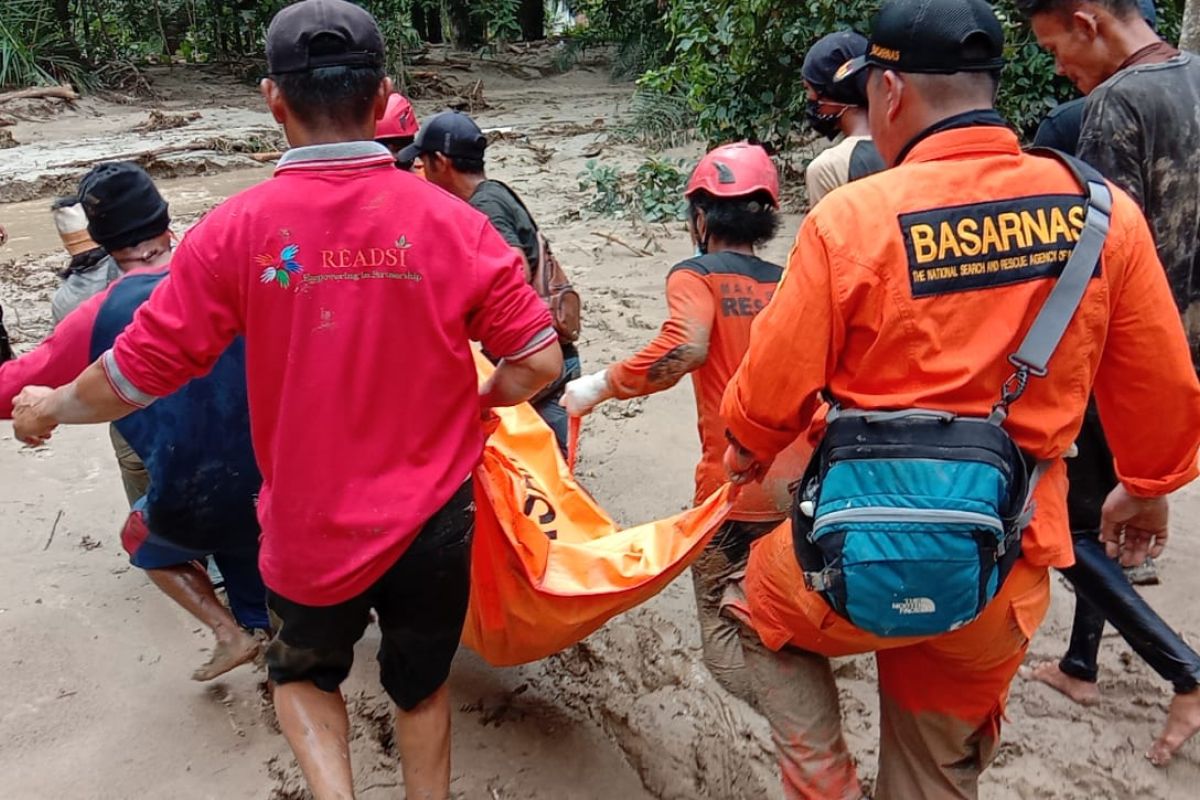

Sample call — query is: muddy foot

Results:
[1148,690,1200,766]
[192,630,262,682]
[1021,662,1102,706]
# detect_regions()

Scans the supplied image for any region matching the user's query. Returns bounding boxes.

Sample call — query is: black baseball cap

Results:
[266,0,385,76]
[77,162,170,253]
[802,31,870,106]
[844,0,1005,78]
[397,111,488,164]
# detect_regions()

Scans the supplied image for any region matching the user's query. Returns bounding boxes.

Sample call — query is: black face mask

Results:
[806,99,846,140]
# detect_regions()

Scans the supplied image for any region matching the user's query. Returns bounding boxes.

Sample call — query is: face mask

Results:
[806,99,847,140]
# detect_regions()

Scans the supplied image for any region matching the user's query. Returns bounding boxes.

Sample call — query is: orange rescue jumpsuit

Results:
[608,251,808,703]
[721,126,1200,799]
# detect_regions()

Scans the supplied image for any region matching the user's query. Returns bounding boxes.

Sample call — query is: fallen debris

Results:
[0,84,79,105]
[133,110,201,133]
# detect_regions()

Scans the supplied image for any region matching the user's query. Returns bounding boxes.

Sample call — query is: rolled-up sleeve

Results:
[721,217,838,460]
[608,269,713,399]
[1094,203,1200,496]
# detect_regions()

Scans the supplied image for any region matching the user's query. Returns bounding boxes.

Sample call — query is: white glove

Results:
[561,369,613,417]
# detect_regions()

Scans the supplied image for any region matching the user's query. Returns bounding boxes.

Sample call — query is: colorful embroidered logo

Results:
[257,244,302,288]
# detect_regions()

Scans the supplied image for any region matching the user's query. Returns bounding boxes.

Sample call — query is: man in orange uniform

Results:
[719,0,1200,797]
[562,143,805,703]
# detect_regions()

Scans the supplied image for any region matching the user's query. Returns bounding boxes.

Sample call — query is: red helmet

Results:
[685,142,780,206]
[376,93,419,140]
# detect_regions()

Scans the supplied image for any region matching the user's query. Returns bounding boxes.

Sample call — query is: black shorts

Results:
[265,479,474,711]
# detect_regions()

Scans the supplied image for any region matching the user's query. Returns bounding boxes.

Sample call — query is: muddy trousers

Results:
[110,425,149,507]
[729,524,1051,800]
[690,520,777,706]
[1058,403,1200,693]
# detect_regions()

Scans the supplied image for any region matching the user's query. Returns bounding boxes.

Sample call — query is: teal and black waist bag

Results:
[792,149,1113,638]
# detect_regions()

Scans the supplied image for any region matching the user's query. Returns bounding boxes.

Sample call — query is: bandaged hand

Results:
[561,369,613,417]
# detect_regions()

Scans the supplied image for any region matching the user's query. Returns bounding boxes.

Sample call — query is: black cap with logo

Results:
[844,0,1005,77]
[802,31,871,106]
[397,111,488,165]
[266,0,385,75]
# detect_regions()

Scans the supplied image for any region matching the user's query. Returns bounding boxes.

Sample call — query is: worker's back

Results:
[745,125,1199,567]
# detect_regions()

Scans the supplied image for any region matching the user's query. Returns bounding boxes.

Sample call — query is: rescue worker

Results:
[10,2,562,798]
[719,0,1200,797]
[405,110,582,453]
[1022,0,1200,764]
[0,161,268,681]
[802,31,885,206]
[374,90,421,171]
[561,143,806,704]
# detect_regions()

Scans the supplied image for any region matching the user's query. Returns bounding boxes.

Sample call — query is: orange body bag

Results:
[465,356,734,666]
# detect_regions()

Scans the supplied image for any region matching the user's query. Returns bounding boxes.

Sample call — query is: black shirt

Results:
[1033,97,1085,155]
[469,179,540,275]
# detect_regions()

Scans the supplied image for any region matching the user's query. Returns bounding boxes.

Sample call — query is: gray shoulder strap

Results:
[1010,149,1113,377]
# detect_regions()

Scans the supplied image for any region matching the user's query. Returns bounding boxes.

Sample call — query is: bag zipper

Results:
[812,507,1004,536]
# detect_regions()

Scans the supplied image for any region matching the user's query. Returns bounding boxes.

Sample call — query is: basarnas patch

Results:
[899,194,1095,298]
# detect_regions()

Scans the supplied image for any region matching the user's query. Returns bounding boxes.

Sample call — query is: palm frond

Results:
[0,0,91,90]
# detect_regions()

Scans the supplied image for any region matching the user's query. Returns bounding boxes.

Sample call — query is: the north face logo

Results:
[892,597,936,615]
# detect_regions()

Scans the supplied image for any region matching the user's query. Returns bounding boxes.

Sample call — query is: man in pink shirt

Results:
[10,1,562,798]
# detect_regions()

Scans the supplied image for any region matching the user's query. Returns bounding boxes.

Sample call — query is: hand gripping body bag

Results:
[792,151,1112,638]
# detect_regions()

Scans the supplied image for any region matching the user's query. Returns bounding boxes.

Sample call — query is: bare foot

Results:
[1021,662,1102,706]
[192,629,261,682]
[1148,690,1200,766]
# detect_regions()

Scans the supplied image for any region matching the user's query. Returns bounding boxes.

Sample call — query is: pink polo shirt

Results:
[105,142,554,605]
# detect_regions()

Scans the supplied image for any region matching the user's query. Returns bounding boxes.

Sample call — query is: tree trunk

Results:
[1182,0,1200,52]
[447,0,485,47]
[519,0,545,41]
[52,0,86,63]
[413,0,444,44]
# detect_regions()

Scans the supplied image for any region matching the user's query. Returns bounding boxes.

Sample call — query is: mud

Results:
[1,55,1199,800]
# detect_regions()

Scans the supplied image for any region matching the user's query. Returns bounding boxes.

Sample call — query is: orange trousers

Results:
[726,520,1051,800]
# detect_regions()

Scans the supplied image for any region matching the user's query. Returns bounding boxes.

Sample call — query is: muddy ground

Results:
[1,57,1198,800]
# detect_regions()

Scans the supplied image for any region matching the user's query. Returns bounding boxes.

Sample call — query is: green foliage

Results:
[613,85,697,148]
[578,159,625,216]
[642,0,1182,148]
[0,0,92,89]
[561,0,671,79]
[642,0,875,148]
[633,157,689,222]
[992,1,1073,138]
[477,0,522,44]
[578,156,692,222]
